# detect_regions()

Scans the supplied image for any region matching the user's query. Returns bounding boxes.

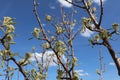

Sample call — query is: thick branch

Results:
[103,40,120,76]
[8,57,29,80]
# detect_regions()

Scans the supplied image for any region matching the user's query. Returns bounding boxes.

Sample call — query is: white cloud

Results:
[42,23,46,26]
[50,6,56,9]
[109,62,115,66]
[29,51,67,67]
[80,28,94,37]
[58,0,72,8]
[92,0,106,5]
[75,69,89,76]
[80,24,94,37]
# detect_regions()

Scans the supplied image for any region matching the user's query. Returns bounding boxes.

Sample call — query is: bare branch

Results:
[98,0,104,27]
[92,41,103,46]
[103,40,120,76]
[65,0,86,9]
[33,0,48,39]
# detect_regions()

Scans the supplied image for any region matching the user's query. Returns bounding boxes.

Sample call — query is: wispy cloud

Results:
[29,51,67,67]
[49,6,56,9]
[42,23,46,26]
[109,62,115,66]
[75,69,89,76]
[58,0,72,8]
[92,0,106,5]
[80,28,94,37]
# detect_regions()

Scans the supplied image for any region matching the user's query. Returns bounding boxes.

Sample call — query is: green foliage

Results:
[0,60,4,68]
[27,69,47,80]
[56,26,64,34]
[72,57,78,66]
[42,42,50,49]
[92,7,96,12]
[0,0,119,79]
[6,25,15,34]
[2,17,15,26]
[57,69,64,80]
[99,29,110,40]
[87,0,92,7]
[81,17,93,33]
[96,69,101,75]
[54,40,66,55]
[94,34,100,42]
[72,71,80,80]
[25,52,32,60]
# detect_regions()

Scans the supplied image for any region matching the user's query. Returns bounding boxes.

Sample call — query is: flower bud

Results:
[32,28,40,38]
[6,25,15,33]
[112,23,119,32]
[3,17,13,26]
[46,15,52,21]
[6,34,13,41]
[42,42,50,49]
[25,52,32,60]
[56,27,63,34]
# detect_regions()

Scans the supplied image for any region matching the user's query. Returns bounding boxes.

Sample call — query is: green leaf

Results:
[10,52,19,57]
[94,35,100,41]
[116,32,120,35]
[9,42,16,44]
[0,61,4,68]
[96,69,100,75]
[0,26,5,32]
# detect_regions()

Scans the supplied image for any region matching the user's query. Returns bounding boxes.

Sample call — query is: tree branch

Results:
[65,0,86,9]
[33,0,48,39]
[98,0,104,27]
[103,40,120,76]
[82,0,100,29]
[6,57,29,80]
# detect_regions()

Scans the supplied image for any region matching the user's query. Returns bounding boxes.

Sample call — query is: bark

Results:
[104,40,120,76]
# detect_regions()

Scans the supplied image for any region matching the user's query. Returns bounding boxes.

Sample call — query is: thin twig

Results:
[65,0,86,9]
[33,0,48,39]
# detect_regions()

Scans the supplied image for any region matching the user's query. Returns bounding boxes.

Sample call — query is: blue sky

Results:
[0,0,120,80]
